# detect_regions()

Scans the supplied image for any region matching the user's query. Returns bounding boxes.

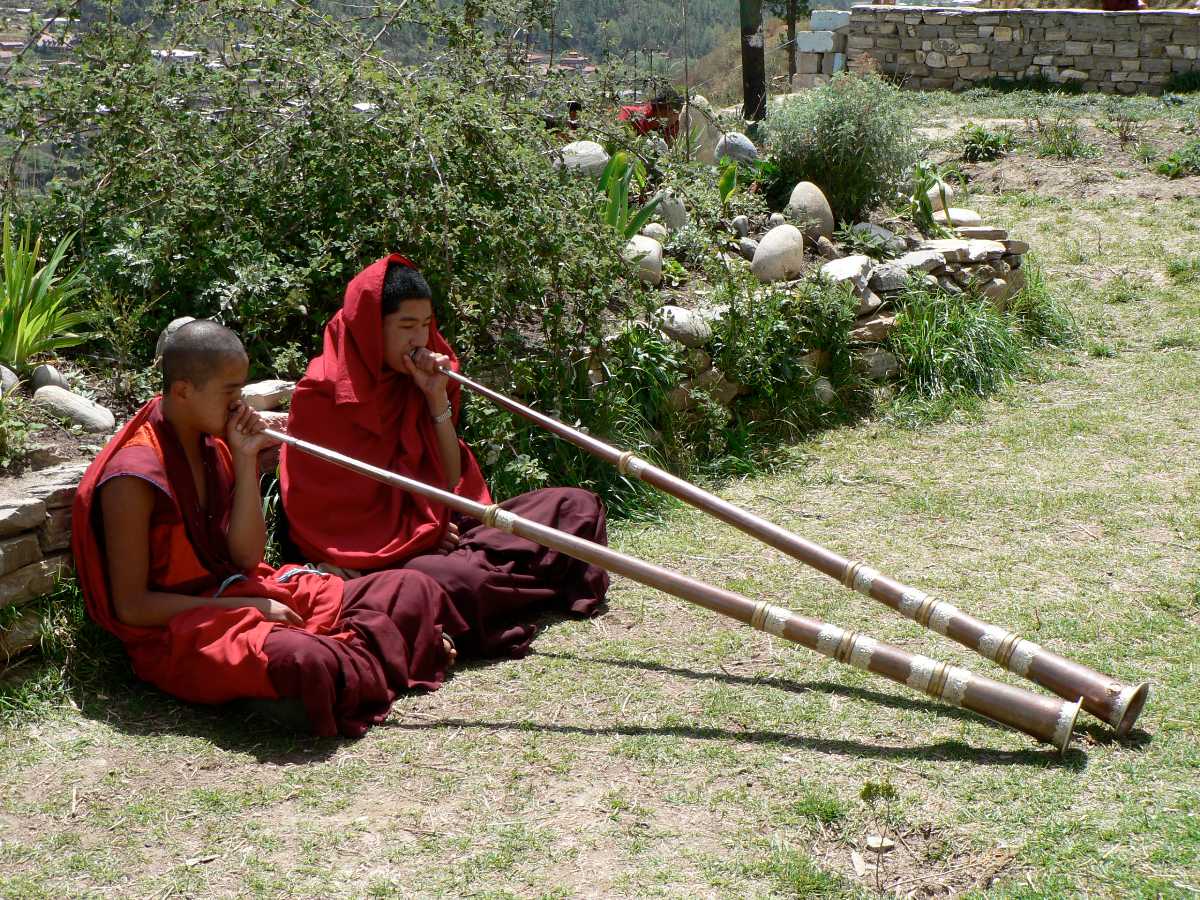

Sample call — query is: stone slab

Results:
[0,534,42,577]
[0,555,71,611]
[0,498,47,537]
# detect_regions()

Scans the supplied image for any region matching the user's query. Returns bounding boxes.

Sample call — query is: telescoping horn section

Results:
[266,427,1082,755]
[435,365,1149,737]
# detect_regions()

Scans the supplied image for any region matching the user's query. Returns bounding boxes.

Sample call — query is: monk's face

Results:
[178,353,250,435]
[382,297,433,374]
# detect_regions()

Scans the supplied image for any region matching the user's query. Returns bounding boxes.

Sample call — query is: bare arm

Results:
[101,476,301,628]
[224,403,276,570]
[426,389,463,490]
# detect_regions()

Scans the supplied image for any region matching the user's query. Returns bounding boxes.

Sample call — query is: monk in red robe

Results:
[73,320,467,737]
[280,255,610,658]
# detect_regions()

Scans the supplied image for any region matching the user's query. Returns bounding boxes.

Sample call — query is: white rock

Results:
[894,250,946,273]
[917,238,971,262]
[964,239,1007,262]
[852,222,906,253]
[30,364,68,392]
[820,254,872,288]
[655,305,712,349]
[731,215,750,237]
[640,222,669,242]
[786,181,835,241]
[751,224,806,283]
[868,262,910,293]
[737,237,759,262]
[855,347,900,379]
[658,191,689,231]
[33,386,115,433]
[242,380,296,411]
[926,180,955,212]
[680,102,721,165]
[769,212,787,228]
[155,316,197,356]
[0,498,47,538]
[936,207,983,228]
[622,235,663,286]
[866,835,896,853]
[813,376,837,406]
[0,365,18,396]
[850,312,897,343]
[715,132,758,165]
[556,140,610,177]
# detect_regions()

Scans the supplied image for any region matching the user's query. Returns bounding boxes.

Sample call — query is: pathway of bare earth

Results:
[2,108,1198,899]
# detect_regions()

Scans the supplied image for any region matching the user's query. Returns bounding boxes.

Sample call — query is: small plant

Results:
[833,223,899,261]
[1029,115,1100,161]
[1133,142,1159,165]
[1006,258,1078,348]
[903,161,955,238]
[597,152,663,239]
[1155,140,1200,179]
[1100,105,1144,148]
[1166,255,1200,284]
[0,389,38,469]
[764,72,921,222]
[1100,275,1143,304]
[0,213,91,373]
[1163,71,1200,94]
[959,122,1018,162]
[717,160,739,214]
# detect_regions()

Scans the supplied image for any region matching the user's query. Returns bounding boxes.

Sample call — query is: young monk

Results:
[280,255,610,659]
[72,320,467,737]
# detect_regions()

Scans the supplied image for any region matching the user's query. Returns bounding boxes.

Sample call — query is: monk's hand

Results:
[247,596,304,626]
[438,521,460,554]
[225,402,281,460]
[402,348,451,404]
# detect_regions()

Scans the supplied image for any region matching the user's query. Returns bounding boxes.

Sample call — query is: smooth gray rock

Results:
[737,237,759,262]
[715,132,758,165]
[155,316,197,356]
[658,192,689,231]
[820,254,872,288]
[32,386,116,433]
[926,180,955,212]
[30,364,67,392]
[813,376,837,407]
[814,236,842,260]
[894,250,946,274]
[640,222,669,242]
[622,235,663,286]
[730,215,751,238]
[854,347,900,380]
[0,365,17,396]
[786,181,835,241]
[655,305,712,349]
[768,212,787,228]
[751,224,806,283]
[556,141,610,177]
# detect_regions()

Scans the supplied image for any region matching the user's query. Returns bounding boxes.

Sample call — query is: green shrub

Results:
[887,284,1025,400]
[597,152,663,239]
[0,389,37,469]
[1156,140,1200,179]
[0,213,90,373]
[1166,255,1200,284]
[764,73,921,223]
[1163,71,1200,94]
[1030,115,1100,160]
[1005,258,1078,347]
[959,123,1018,162]
[833,223,898,261]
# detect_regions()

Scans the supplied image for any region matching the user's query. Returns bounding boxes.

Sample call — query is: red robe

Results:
[281,255,609,658]
[72,397,467,737]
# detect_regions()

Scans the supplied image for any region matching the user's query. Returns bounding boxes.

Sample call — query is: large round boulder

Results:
[751,224,806,283]
[556,141,610,177]
[622,235,663,286]
[715,132,758,165]
[786,181,835,241]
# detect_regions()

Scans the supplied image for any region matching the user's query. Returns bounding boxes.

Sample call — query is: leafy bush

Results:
[887,284,1025,400]
[0,213,89,373]
[1156,140,1200,179]
[959,123,1018,162]
[833,223,898,261]
[1166,255,1200,285]
[764,73,921,223]
[0,389,37,469]
[1163,71,1200,94]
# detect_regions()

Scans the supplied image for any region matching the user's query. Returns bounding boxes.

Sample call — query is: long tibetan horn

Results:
[438,366,1148,736]
[266,427,1081,754]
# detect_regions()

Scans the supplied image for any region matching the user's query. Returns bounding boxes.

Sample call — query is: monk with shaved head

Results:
[73,320,467,736]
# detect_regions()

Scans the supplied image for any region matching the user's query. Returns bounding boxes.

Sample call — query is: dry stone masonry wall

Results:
[794,5,1200,94]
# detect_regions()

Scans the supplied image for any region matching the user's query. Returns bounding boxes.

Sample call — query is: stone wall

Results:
[0,463,84,665]
[794,6,1200,94]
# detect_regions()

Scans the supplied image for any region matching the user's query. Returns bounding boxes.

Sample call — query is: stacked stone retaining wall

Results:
[793,6,1200,94]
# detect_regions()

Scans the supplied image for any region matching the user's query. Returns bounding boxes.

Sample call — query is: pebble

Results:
[30,364,67,392]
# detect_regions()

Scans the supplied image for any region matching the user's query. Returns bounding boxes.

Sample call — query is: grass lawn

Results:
[2,90,1198,898]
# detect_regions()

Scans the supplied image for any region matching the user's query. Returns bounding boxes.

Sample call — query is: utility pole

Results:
[739,0,766,125]
[787,0,798,79]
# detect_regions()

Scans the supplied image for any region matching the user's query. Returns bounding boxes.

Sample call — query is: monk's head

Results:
[161,320,250,435]
[380,261,434,374]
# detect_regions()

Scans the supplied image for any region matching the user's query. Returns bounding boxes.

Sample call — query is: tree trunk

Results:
[787,0,797,79]
[740,0,767,123]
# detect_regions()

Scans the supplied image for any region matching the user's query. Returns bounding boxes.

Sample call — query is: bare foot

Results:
[442,636,457,668]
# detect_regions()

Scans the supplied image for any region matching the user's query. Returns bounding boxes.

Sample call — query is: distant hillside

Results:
[535,0,739,62]
[685,15,803,107]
